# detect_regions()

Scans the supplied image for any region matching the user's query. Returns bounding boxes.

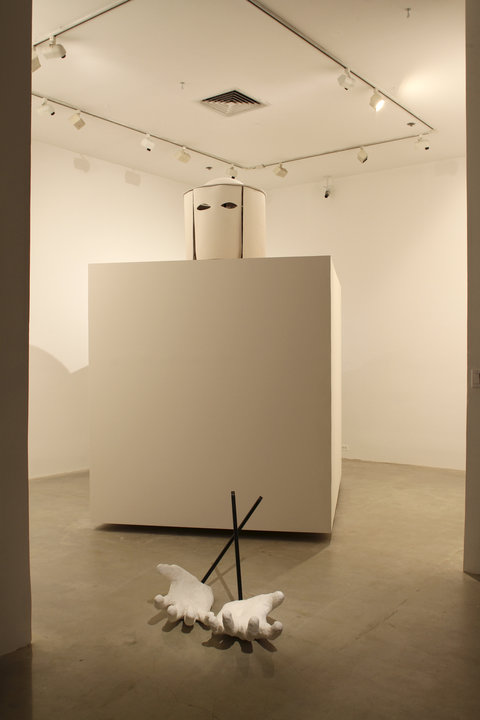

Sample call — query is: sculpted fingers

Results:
[166,603,184,622]
[154,593,169,609]
[156,563,182,581]
[154,565,284,639]
[264,620,283,641]
[154,564,214,626]
[246,616,260,641]
[197,609,211,625]
[206,611,223,634]
[222,609,236,636]
[184,607,197,626]
[269,591,285,610]
[205,611,215,630]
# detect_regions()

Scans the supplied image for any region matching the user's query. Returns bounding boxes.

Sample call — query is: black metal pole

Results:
[201,495,262,583]
[231,490,243,601]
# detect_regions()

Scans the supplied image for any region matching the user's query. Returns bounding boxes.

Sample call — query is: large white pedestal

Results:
[88,256,341,532]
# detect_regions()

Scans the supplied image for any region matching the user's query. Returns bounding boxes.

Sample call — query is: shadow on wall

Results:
[0,645,32,720]
[28,346,89,479]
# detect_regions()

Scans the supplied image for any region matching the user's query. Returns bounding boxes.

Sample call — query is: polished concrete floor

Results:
[1,460,479,719]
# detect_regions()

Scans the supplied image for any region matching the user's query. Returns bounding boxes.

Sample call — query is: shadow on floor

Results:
[96,522,331,547]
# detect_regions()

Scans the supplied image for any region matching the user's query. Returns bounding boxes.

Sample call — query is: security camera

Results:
[140,134,155,152]
[416,136,430,152]
[324,189,330,199]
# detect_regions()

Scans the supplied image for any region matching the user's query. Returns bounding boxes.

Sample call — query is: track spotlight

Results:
[369,89,385,112]
[140,133,155,152]
[175,146,191,163]
[228,165,238,178]
[274,163,288,178]
[415,135,430,151]
[337,68,355,91]
[357,147,368,164]
[37,98,55,116]
[43,35,66,60]
[69,111,86,130]
[32,47,41,72]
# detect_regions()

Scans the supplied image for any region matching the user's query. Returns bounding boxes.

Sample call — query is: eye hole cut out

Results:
[221,202,237,209]
[197,203,211,210]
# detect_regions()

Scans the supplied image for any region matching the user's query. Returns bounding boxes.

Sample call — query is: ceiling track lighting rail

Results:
[32,92,430,172]
[31,92,233,166]
[32,0,133,48]
[244,0,434,132]
[31,0,436,173]
[257,133,429,170]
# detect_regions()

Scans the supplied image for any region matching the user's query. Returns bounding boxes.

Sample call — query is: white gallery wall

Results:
[267,158,467,470]
[29,142,467,477]
[29,140,188,478]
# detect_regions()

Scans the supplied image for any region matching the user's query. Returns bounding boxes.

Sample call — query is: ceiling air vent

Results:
[200,89,265,117]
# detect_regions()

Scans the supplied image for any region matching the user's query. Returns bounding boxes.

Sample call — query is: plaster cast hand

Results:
[206,591,284,641]
[154,564,214,626]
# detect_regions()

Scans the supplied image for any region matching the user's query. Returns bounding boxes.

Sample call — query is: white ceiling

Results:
[31,0,466,189]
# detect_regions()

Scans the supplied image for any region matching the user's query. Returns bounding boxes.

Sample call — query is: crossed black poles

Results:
[201,492,263,600]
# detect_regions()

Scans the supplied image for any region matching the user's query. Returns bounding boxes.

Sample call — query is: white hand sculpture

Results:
[206,591,284,641]
[154,564,214,626]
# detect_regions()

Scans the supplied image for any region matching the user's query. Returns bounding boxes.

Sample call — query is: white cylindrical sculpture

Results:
[184,177,266,259]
